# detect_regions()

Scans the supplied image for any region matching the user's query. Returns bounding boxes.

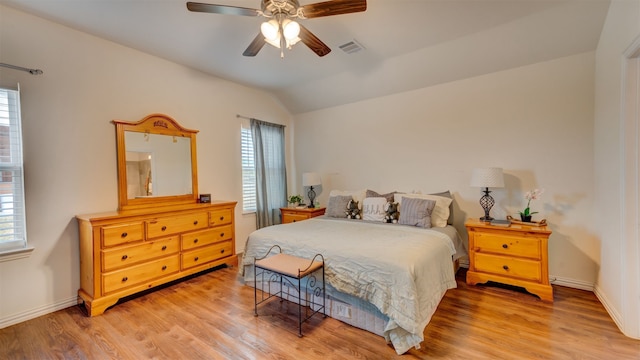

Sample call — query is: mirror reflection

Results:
[124,131,193,199]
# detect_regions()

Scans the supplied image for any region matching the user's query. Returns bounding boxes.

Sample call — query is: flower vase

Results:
[520,214,532,222]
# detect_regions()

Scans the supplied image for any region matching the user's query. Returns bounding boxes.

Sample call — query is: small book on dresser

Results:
[490,219,511,227]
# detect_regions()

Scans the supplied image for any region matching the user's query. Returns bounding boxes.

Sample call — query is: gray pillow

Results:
[398,197,436,228]
[326,195,352,218]
[366,189,398,203]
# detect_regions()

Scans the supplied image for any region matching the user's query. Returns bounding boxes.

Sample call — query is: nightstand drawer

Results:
[283,213,310,223]
[474,233,541,259]
[474,253,541,282]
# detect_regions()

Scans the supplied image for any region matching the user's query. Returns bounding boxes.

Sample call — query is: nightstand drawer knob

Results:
[502,244,508,249]
[503,265,509,270]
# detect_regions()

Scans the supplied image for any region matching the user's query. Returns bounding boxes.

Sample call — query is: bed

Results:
[241,191,465,354]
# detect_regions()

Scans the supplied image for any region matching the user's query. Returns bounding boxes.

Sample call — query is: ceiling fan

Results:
[186,0,367,58]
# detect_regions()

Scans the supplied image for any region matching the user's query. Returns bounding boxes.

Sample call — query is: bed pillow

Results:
[394,193,453,228]
[365,189,398,203]
[398,197,436,228]
[326,195,353,218]
[430,190,454,225]
[362,197,388,222]
[329,189,366,209]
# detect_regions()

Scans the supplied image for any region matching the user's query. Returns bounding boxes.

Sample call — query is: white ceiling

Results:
[1,0,610,114]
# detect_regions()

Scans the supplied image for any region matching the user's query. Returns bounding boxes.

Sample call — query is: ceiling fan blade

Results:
[186,2,260,17]
[243,33,267,57]
[299,25,331,57]
[300,0,367,19]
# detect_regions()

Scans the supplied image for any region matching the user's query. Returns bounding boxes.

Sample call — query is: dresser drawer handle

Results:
[194,256,199,261]
[161,226,167,231]
[121,232,128,238]
[503,265,509,270]
[193,220,198,225]
[161,245,167,251]
[162,265,167,271]
[220,233,224,237]
[219,216,224,221]
[122,276,128,282]
[121,255,128,260]
[193,238,199,244]
[293,220,297,222]
[502,244,508,249]
[221,249,225,254]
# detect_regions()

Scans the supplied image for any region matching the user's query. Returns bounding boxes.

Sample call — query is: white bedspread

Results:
[241,217,458,354]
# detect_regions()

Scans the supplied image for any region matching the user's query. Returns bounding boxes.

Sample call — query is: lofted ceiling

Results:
[1,0,610,114]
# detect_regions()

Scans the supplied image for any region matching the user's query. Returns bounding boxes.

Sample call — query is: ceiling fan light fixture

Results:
[282,19,300,40]
[260,20,279,41]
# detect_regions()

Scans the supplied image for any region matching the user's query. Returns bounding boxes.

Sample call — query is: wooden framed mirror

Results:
[113,113,199,211]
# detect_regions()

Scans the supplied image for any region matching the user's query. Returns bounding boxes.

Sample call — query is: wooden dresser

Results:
[77,201,237,316]
[280,207,326,224]
[465,219,553,302]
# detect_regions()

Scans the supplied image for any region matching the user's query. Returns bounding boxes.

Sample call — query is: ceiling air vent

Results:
[339,40,365,54]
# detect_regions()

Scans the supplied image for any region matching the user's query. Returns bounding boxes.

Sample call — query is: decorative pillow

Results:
[398,197,436,228]
[430,190,454,225]
[362,197,387,222]
[394,193,453,228]
[326,195,352,218]
[329,189,366,209]
[365,190,398,203]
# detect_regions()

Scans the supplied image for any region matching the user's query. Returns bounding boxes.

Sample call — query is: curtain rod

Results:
[0,63,43,75]
[236,114,286,127]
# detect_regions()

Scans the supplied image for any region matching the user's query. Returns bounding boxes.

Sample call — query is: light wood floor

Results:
[1,266,639,359]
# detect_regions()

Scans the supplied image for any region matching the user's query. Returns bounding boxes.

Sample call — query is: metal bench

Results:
[254,245,326,337]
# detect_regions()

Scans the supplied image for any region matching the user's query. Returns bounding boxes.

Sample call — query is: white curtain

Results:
[251,119,287,229]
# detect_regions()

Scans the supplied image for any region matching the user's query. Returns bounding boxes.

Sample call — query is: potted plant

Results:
[520,189,544,222]
[287,194,303,208]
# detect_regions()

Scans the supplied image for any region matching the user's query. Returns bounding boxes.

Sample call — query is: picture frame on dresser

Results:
[76,114,238,316]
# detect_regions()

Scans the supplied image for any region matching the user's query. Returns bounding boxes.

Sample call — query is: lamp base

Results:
[307,186,316,209]
[479,187,495,222]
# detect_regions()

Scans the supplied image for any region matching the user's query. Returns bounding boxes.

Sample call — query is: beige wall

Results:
[594,0,640,338]
[0,5,291,327]
[294,51,597,288]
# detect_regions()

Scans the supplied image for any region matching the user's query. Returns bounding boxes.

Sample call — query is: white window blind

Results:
[0,88,27,253]
[241,125,257,213]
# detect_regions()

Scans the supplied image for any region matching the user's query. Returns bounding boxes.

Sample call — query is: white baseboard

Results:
[593,283,625,336]
[0,296,78,329]
[549,275,594,291]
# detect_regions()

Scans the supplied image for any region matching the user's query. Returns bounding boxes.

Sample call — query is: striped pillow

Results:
[398,197,436,228]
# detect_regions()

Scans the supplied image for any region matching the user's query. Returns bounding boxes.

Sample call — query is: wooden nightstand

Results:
[280,207,326,224]
[465,219,553,302]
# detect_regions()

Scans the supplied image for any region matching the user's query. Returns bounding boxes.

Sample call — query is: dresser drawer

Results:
[181,225,232,251]
[101,236,180,272]
[474,253,542,282]
[282,213,310,223]
[474,233,541,259]
[101,222,144,248]
[181,240,233,270]
[146,212,209,239]
[209,209,232,227]
[102,256,180,294]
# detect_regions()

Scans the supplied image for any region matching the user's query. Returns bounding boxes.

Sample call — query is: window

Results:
[0,88,28,254]
[241,124,257,213]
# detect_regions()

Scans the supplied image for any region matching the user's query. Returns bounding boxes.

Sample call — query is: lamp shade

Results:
[470,168,504,188]
[302,172,322,187]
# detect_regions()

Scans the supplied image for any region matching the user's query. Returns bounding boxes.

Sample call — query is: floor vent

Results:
[339,40,365,54]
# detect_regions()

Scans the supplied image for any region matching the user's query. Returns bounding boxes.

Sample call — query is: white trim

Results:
[0,295,77,329]
[549,275,594,292]
[619,33,640,339]
[594,283,630,338]
[0,246,34,263]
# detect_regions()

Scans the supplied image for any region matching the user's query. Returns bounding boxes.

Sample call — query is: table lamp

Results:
[302,172,321,208]
[470,167,504,221]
